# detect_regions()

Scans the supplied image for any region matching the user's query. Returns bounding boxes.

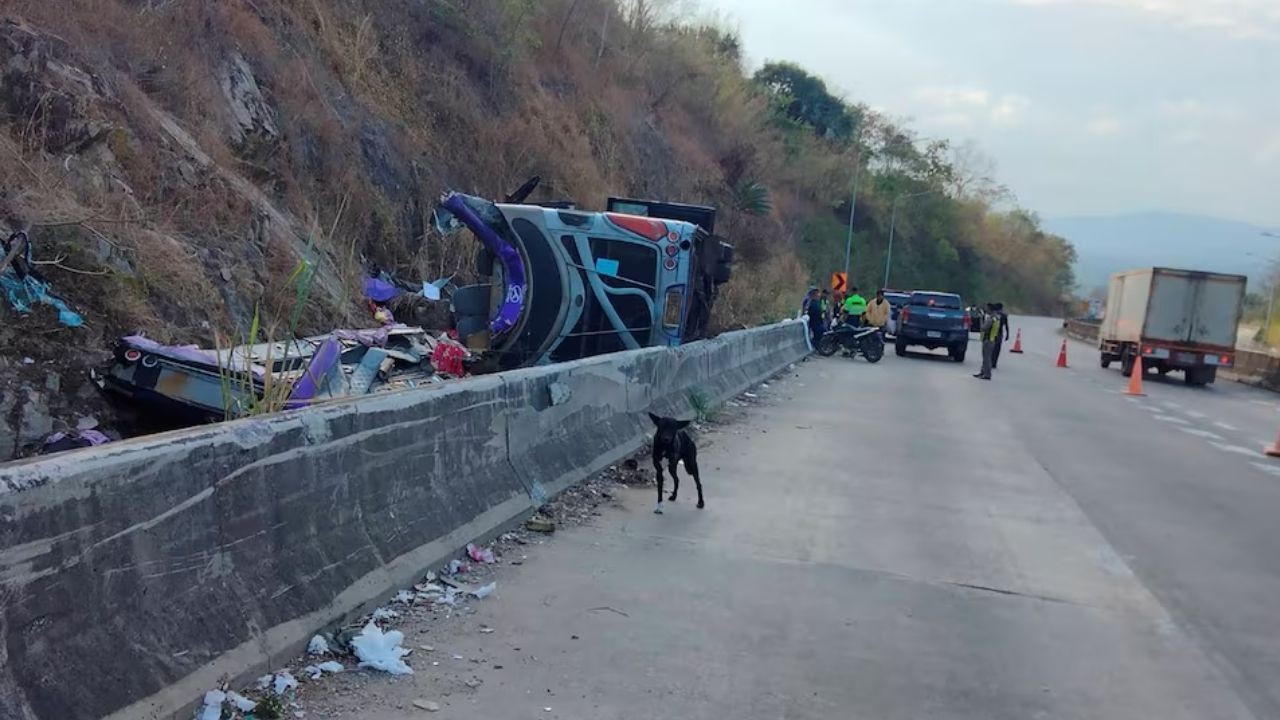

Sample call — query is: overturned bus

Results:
[436,188,733,373]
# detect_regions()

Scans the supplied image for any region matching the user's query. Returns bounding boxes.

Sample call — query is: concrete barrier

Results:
[0,320,809,720]
[1064,318,1101,343]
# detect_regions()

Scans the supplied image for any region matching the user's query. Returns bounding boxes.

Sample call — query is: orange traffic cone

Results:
[1010,329,1024,354]
[1056,339,1068,368]
[1126,354,1146,396]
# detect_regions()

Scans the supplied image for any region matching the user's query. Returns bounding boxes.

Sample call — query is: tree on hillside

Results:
[752,61,859,142]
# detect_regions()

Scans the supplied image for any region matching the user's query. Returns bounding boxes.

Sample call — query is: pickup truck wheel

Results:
[950,344,967,363]
[895,338,907,357]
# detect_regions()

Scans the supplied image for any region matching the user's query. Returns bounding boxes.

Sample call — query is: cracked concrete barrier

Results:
[0,320,808,720]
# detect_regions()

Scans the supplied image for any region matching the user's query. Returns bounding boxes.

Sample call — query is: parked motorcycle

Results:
[816,323,885,363]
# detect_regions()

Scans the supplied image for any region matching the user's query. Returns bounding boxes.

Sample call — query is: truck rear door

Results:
[1145,270,1196,344]
[1188,275,1245,350]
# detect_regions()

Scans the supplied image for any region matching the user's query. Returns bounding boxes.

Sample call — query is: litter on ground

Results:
[467,543,496,564]
[307,635,330,656]
[272,672,299,696]
[371,607,400,622]
[198,690,225,720]
[351,622,414,675]
[303,661,345,679]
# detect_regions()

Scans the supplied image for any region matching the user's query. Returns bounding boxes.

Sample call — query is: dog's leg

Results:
[653,456,665,514]
[686,450,705,509]
[667,457,680,502]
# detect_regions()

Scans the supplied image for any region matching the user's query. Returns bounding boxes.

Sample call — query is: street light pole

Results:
[843,160,862,279]
[883,189,939,289]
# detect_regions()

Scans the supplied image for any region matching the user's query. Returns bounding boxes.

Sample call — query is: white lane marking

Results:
[1179,427,1223,441]
[1251,400,1272,407]
[1162,402,1183,410]
[1250,462,1280,477]
[1214,421,1239,432]
[1184,410,1208,419]
[1153,415,1190,425]
[1210,442,1257,456]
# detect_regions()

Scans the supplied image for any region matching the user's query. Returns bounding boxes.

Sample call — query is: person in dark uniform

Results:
[804,288,825,346]
[992,303,1011,369]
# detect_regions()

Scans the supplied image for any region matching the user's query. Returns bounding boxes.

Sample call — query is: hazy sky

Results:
[697,0,1280,227]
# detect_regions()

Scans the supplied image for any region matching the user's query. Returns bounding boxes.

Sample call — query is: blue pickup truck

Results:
[893,291,970,362]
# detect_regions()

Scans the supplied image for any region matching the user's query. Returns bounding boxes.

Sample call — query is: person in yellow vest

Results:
[974,303,1002,380]
[864,288,891,336]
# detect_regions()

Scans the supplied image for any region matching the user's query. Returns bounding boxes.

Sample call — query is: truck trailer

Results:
[1098,267,1246,386]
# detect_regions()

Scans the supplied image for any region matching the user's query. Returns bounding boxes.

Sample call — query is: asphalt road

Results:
[300,316,1280,720]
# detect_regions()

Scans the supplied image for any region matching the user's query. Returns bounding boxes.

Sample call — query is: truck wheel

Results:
[1100,354,1112,369]
[1184,367,1216,386]
[1120,350,1135,377]
[950,344,967,363]
[895,338,907,357]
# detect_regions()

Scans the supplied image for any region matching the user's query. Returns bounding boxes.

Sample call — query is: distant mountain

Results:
[1044,212,1280,292]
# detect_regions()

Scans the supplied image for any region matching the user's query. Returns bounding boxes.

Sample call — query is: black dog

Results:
[649,413,704,514]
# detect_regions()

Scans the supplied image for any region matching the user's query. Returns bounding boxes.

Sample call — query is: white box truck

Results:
[1099,268,1246,386]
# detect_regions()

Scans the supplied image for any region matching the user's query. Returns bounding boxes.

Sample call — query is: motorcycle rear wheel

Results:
[816,334,840,357]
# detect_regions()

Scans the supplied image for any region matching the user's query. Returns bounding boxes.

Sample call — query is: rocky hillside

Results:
[0,0,1073,458]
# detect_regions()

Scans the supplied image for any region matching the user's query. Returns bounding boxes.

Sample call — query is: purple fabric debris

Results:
[42,429,111,453]
[364,276,400,303]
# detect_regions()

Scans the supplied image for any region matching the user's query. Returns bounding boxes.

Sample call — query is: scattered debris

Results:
[525,517,556,533]
[371,607,400,622]
[39,429,110,455]
[351,622,413,675]
[99,325,446,426]
[257,671,299,697]
[446,558,469,575]
[479,626,495,634]
[227,691,257,713]
[466,543,496,564]
[302,661,344,679]
[307,635,330,656]
[197,690,225,720]
[1,231,84,328]
[471,582,496,599]
[413,699,441,712]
